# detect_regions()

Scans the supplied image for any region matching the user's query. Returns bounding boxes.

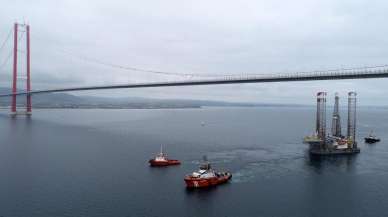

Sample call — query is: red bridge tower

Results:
[11,23,31,115]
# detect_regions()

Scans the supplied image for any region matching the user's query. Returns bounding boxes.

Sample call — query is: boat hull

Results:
[184,173,232,188]
[149,159,181,167]
[365,138,380,143]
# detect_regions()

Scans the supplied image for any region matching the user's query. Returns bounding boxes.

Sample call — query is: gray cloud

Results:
[1,0,388,105]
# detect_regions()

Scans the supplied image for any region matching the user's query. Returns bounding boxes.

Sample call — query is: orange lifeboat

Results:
[184,156,232,188]
[149,145,180,167]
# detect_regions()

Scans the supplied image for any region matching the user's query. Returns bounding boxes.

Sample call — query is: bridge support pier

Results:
[11,23,32,116]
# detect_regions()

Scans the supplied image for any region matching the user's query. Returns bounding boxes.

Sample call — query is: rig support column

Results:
[347,92,357,148]
[316,92,327,146]
[331,93,341,137]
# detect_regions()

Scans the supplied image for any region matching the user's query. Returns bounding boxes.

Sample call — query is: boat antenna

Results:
[160,144,163,154]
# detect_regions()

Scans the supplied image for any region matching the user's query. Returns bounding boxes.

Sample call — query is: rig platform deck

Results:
[309,148,360,155]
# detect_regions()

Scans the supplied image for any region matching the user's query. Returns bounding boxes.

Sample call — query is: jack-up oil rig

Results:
[304,92,360,155]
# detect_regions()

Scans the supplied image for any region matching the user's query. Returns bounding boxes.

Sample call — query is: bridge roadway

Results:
[1,67,388,97]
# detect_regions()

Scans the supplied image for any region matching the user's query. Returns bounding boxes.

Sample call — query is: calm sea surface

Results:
[1,107,388,217]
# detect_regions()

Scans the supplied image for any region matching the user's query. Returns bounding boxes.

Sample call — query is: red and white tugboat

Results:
[148,145,181,167]
[184,156,232,188]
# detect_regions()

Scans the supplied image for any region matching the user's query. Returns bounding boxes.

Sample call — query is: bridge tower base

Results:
[11,23,32,116]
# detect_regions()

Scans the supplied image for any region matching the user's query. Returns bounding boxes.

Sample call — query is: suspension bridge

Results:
[1,23,388,115]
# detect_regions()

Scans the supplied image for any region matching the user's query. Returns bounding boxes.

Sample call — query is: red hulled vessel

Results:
[149,145,181,167]
[184,156,232,188]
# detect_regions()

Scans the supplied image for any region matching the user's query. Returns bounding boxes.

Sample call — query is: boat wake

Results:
[209,145,305,183]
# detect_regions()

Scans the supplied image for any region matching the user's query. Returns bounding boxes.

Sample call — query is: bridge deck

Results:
[1,68,388,97]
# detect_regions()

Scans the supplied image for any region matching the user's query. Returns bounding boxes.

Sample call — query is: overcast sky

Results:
[1,0,388,105]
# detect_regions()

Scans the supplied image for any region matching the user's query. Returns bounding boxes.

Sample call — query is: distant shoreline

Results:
[0,105,387,110]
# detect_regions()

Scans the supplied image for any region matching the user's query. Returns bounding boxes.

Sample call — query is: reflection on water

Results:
[306,153,358,173]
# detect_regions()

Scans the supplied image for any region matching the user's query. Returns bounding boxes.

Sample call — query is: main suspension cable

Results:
[0,31,25,69]
[0,28,13,53]
[30,32,388,79]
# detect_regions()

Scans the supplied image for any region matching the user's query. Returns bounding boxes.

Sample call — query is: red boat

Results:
[149,145,181,167]
[184,156,232,188]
